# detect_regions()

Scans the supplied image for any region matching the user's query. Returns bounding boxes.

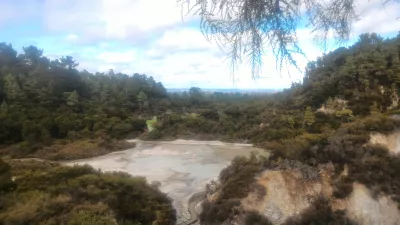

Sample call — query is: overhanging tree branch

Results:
[178,0,400,79]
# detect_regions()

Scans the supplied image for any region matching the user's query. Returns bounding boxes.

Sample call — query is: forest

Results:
[1,32,400,224]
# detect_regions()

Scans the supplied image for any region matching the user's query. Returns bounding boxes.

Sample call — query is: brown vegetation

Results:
[0,139,136,161]
[0,160,176,225]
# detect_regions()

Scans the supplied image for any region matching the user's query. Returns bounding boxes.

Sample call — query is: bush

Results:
[244,211,272,225]
[285,197,356,225]
[200,199,241,224]
[0,161,176,225]
[200,154,264,224]
[110,122,132,139]
[0,159,15,193]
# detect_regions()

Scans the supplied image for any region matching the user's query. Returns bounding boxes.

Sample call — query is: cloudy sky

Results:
[0,0,399,89]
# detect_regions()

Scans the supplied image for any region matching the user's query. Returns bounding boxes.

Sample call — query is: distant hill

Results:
[167,88,280,94]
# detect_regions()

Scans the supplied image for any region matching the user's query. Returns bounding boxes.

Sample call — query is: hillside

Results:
[197,33,400,224]
[1,32,400,224]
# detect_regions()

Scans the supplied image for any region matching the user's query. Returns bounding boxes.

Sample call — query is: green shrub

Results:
[0,161,176,225]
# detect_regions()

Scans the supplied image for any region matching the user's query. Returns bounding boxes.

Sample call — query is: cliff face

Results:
[202,129,400,225]
[239,166,400,225]
[241,167,334,224]
[345,183,400,225]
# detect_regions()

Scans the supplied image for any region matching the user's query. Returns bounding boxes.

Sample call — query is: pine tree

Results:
[3,73,22,102]
[137,91,148,109]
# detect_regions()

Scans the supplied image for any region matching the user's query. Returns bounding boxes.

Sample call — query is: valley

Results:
[64,139,265,224]
[2,32,400,224]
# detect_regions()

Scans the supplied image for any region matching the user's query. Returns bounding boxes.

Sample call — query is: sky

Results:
[0,0,399,89]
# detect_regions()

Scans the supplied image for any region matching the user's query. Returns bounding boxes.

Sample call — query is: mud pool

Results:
[64,139,265,223]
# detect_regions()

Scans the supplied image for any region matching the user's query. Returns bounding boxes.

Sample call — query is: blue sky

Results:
[1,0,399,89]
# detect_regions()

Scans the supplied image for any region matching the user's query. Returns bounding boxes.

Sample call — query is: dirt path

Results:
[178,191,206,225]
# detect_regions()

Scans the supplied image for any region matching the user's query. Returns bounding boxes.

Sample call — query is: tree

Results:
[3,73,22,102]
[179,0,400,79]
[64,90,80,106]
[22,45,43,66]
[59,56,79,70]
[189,87,203,104]
[137,91,148,109]
[0,43,17,67]
[303,106,315,127]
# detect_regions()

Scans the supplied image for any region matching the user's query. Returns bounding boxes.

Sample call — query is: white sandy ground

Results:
[63,139,264,224]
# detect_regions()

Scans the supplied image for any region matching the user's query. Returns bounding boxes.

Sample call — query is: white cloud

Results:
[96,50,137,64]
[42,0,191,41]
[0,0,40,26]
[352,0,400,37]
[65,34,79,41]
[156,28,214,51]
[2,0,399,89]
[68,0,400,88]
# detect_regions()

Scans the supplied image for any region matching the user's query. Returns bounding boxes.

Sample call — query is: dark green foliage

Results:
[244,211,273,225]
[218,154,264,200]
[200,199,241,224]
[0,159,15,193]
[299,33,400,115]
[0,161,176,224]
[0,43,168,156]
[199,109,220,121]
[284,197,356,225]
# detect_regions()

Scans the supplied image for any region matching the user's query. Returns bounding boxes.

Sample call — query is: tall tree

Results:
[0,43,17,67]
[137,91,148,110]
[22,45,43,67]
[59,56,79,70]
[189,87,203,104]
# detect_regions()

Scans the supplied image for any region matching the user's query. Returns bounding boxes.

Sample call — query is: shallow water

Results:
[64,139,265,223]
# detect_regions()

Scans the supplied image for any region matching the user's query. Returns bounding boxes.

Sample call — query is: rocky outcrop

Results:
[369,131,400,155]
[241,166,333,224]
[240,166,400,225]
[344,183,400,225]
